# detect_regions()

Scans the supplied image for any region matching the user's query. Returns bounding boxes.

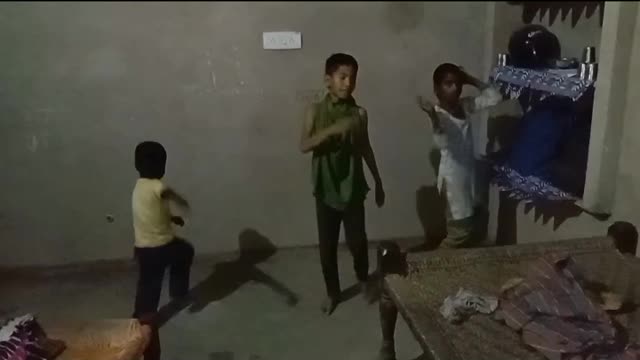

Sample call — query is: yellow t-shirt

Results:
[132,178,174,248]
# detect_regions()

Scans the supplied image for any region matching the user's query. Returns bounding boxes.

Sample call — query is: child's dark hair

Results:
[135,141,167,179]
[325,53,359,75]
[608,221,638,255]
[433,63,462,85]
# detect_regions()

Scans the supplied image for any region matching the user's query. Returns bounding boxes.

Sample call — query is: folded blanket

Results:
[496,255,640,360]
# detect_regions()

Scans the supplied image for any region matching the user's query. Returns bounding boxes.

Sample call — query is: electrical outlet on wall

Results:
[262,32,302,50]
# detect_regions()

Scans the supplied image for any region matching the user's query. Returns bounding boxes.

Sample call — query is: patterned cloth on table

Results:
[496,254,640,360]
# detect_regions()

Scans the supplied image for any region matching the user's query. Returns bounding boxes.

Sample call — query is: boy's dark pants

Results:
[133,238,195,318]
[316,199,369,300]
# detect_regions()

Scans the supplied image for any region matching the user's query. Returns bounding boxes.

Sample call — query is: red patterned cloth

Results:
[496,254,640,360]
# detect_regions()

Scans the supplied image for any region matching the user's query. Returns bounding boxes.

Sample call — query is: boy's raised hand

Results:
[458,66,473,84]
[375,182,385,208]
[417,95,443,133]
[417,96,436,114]
[330,116,357,141]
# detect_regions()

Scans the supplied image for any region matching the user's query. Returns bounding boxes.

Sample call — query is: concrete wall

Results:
[610,3,640,241]
[486,2,640,256]
[0,2,489,265]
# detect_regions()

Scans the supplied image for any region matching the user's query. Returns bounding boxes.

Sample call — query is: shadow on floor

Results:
[410,355,432,360]
[209,352,234,360]
[156,229,299,327]
[208,352,264,360]
[340,282,365,304]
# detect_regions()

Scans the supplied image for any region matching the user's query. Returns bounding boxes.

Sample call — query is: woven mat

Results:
[386,237,640,360]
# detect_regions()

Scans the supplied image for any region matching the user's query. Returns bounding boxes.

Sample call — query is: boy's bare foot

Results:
[321,297,339,316]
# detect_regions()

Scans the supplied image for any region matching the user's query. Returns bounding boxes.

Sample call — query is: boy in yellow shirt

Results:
[132,141,194,319]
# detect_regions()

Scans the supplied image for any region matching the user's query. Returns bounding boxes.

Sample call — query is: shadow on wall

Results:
[487,115,520,156]
[507,1,605,27]
[414,184,447,251]
[412,149,447,251]
[494,195,609,246]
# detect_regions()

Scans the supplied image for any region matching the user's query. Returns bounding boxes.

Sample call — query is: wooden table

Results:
[376,237,640,360]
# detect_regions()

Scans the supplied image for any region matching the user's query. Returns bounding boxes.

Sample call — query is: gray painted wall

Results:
[0,2,489,265]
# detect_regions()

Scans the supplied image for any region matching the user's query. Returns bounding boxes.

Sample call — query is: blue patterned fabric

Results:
[490,66,594,101]
[488,65,592,201]
[506,96,575,178]
[492,164,579,201]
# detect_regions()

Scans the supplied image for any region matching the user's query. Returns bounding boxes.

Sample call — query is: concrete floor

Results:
[0,246,423,360]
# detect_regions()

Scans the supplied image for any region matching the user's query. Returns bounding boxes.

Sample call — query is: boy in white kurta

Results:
[418,63,502,248]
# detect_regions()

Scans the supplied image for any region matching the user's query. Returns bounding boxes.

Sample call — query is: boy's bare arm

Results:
[357,109,382,183]
[161,187,190,210]
[460,67,489,90]
[417,96,443,133]
[299,105,355,153]
[459,67,503,112]
[299,106,324,153]
[357,108,385,207]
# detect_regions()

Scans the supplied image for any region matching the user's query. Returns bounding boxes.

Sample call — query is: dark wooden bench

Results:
[376,237,640,360]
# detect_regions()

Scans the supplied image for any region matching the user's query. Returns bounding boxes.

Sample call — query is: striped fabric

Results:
[496,254,640,360]
[0,315,47,360]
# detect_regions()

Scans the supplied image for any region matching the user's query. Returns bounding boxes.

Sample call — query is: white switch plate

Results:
[262,31,302,50]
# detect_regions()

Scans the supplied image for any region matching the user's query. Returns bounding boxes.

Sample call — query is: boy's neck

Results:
[327,92,353,103]
[437,100,460,113]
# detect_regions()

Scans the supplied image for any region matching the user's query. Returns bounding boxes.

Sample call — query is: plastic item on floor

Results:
[45,319,151,360]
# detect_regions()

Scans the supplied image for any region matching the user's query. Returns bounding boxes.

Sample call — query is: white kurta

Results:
[434,87,502,220]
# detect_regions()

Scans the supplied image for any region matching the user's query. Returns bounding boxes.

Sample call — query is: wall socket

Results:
[262,31,302,50]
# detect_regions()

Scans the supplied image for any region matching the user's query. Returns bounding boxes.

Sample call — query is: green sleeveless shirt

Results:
[311,94,369,210]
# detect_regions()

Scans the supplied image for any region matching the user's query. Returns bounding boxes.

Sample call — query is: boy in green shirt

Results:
[299,53,385,315]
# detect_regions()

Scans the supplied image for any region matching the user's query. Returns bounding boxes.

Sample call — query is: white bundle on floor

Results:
[440,288,498,324]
